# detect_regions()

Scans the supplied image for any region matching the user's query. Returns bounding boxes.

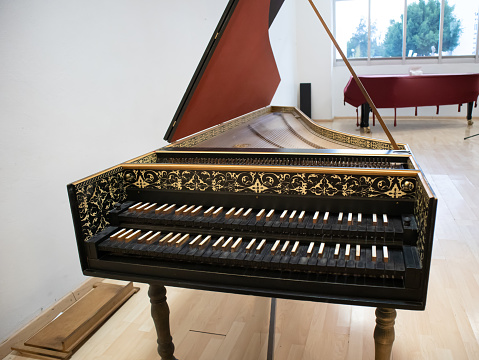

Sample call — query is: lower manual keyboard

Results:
[88,226,422,286]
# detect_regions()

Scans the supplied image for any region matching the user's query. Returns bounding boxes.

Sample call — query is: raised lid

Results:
[164,0,285,142]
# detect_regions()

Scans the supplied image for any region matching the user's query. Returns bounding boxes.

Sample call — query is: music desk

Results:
[344,73,479,129]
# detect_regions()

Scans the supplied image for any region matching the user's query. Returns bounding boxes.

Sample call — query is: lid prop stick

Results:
[306,0,399,150]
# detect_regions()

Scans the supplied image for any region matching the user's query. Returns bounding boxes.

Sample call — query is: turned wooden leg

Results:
[148,285,176,360]
[374,307,396,360]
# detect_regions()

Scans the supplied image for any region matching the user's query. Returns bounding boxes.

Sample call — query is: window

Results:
[371,0,404,58]
[406,0,441,57]
[336,0,368,59]
[334,0,479,61]
[445,0,478,56]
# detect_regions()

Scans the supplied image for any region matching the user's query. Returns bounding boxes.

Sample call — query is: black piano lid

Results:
[164,0,285,143]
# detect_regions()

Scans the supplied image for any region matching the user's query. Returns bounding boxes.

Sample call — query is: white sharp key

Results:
[307,242,314,257]
[289,210,297,223]
[110,228,127,240]
[138,230,153,243]
[318,242,325,257]
[183,205,195,215]
[256,239,267,254]
[175,205,188,215]
[291,241,300,256]
[323,211,330,224]
[281,240,290,255]
[280,210,288,221]
[125,229,142,242]
[225,207,236,219]
[383,214,389,226]
[383,246,389,262]
[163,204,176,215]
[345,244,351,260]
[334,243,340,258]
[337,212,344,224]
[191,205,203,216]
[176,234,190,247]
[118,229,134,241]
[129,202,142,211]
[245,238,257,253]
[266,209,274,221]
[243,208,253,218]
[143,203,157,213]
[372,213,378,226]
[372,245,377,261]
[348,212,353,225]
[189,235,202,247]
[159,232,174,244]
[271,240,281,255]
[313,211,320,224]
[135,202,149,212]
[222,236,234,251]
[256,209,266,221]
[155,203,169,214]
[145,231,161,244]
[198,235,211,249]
[234,208,244,218]
[298,210,305,223]
[212,207,223,218]
[356,244,361,260]
[231,238,242,252]
[168,233,182,246]
[357,213,362,224]
[213,236,225,250]
[204,206,215,217]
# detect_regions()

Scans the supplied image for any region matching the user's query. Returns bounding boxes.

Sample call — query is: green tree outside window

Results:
[346,0,462,58]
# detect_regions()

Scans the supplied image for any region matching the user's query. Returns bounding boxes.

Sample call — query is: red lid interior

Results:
[166,0,281,142]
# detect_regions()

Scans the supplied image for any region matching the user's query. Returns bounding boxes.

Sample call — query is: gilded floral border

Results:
[168,105,406,151]
[124,169,417,199]
[414,179,431,262]
[130,153,158,164]
[286,109,406,151]
[168,107,271,148]
[72,167,127,241]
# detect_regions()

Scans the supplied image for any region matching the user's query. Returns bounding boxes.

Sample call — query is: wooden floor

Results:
[5,117,479,360]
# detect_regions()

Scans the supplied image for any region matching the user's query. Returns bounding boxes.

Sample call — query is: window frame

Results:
[333,0,479,65]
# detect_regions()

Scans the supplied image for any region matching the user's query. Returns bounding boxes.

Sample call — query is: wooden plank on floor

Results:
[10,343,71,360]
[13,282,138,359]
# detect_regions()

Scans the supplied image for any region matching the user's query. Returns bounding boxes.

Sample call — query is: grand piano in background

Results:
[68,0,437,359]
[344,73,479,130]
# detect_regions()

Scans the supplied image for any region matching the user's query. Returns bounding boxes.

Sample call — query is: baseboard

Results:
[0,277,102,359]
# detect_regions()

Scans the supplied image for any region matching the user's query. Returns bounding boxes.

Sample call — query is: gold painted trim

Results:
[71,151,157,185]
[165,106,271,147]
[408,155,421,171]
[71,165,124,186]
[125,150,157,164]
[154,149,413,158]
[122,163,420,176]
[165,105,409,150]
[290,106,407,149]
[417,172,436,199]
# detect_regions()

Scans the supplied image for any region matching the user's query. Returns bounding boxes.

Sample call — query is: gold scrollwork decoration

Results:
[127,169,417,200]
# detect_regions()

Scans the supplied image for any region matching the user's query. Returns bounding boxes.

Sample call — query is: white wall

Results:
[296,0,333,120]
[0,0,297,344]
[270,0,297,106]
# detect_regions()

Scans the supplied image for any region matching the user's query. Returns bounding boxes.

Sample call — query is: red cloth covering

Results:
[344,73,479,125]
